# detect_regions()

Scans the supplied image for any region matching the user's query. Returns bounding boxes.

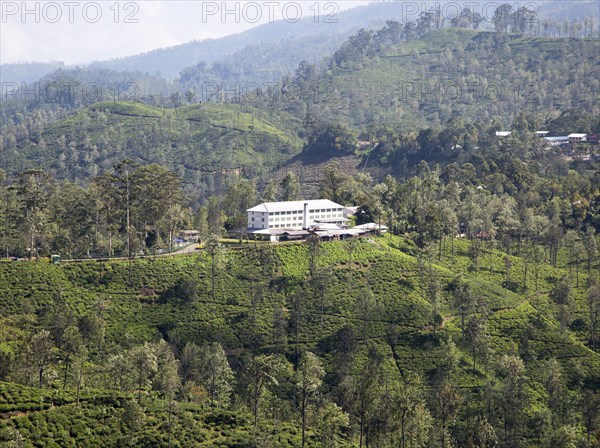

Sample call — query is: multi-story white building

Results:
[247,199,347,230]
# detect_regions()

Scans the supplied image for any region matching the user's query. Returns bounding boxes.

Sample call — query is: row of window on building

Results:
[251,213,339,223]
[249,207,344,217]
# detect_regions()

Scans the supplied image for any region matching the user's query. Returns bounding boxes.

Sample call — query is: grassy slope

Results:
[0,235,598,445]
[1,236,598,370]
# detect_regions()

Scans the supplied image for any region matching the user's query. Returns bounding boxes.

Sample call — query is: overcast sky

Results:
[1,1,370,65]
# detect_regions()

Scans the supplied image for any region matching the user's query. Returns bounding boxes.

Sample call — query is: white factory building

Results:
[247,199,348,230]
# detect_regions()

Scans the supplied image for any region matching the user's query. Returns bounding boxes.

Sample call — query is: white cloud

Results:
[1,1,370,65]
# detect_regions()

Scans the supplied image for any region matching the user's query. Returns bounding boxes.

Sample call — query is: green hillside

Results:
[2,29,598,195]
[0,381,311,447]
[3,102,302,195]
[0,235,598,446]
[1,4,600,447]
[284,28,600,130]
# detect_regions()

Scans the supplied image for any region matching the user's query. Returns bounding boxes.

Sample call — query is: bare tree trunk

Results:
[63,354,70,391]
[168,397,173,448]
[211,254,216,299]
[138,371,143,404]
[301,394,307,448]
[76,362,83,405]
[253,381,260,427]
[401,413,406,448]
[359,411,365,448]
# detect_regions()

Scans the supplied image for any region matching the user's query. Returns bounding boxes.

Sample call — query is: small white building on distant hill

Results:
[568,133,587,143]
[247,199,347,231]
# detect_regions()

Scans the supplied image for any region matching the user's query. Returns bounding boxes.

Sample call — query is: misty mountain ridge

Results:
[3,0,597,87]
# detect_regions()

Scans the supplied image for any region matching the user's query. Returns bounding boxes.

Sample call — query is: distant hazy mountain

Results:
[2,1,596,86]
[87,2,406,79]
[537,0,599,20]
[87,1,599,79]
[176,31,350,93]
[0,61,65,85]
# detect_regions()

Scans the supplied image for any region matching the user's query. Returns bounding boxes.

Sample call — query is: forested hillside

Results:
[2,24,598,195]
[0,102,302,195]
[275,27,600,130]
[0,232,598,447]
